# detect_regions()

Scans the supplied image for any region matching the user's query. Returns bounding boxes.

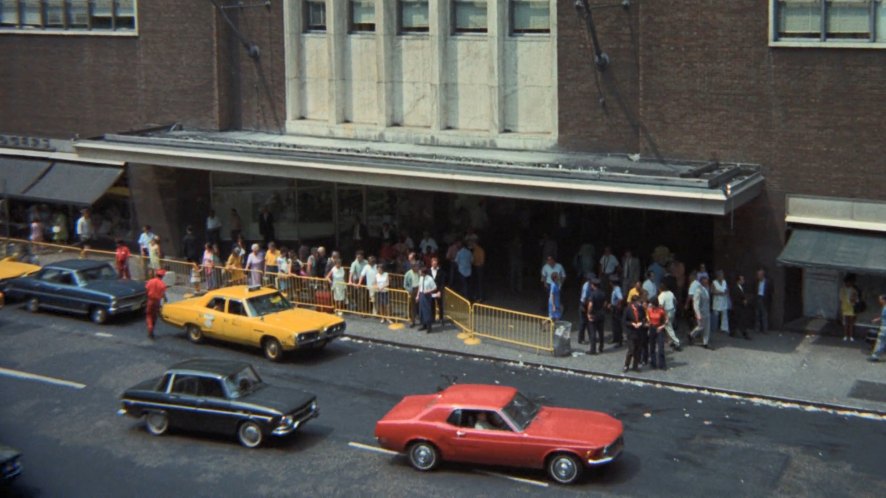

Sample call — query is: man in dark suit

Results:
[429,256,447,325]
[623,295,646,372]
[754,269,772,334]
[730,274,751,339]
[258,207,275,245]
[587,278,608,355]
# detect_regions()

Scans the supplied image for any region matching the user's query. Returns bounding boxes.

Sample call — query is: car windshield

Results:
[223,366,264,399]
[247,292,293,317]
[77,265,118,283]
[501,392,541,432]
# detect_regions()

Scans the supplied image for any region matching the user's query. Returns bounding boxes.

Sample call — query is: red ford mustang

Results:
[375,384,624,484]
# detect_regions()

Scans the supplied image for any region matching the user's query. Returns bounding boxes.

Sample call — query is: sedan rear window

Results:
[78,265,118,282]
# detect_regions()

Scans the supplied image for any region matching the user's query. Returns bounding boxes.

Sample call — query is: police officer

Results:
[145,269,168,340]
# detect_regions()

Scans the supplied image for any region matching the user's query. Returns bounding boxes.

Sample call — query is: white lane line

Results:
[0,367,86,390]
[95,332,114,338]
[348,441,400,456]
[474,470,550,488]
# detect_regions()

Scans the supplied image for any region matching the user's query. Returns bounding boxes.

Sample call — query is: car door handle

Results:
[456,431,466,438]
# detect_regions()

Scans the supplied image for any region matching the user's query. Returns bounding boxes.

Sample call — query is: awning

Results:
[777,229,886,275]
[0,157,123,206]
[74,130,765,216]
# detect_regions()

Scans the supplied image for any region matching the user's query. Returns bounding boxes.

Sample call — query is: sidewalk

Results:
[338,313,886,415]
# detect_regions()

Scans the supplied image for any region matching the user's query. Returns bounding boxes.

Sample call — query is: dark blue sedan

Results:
[4,259,147,324]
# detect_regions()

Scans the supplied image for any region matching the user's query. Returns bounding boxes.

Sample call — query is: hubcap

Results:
[242,425,261,445]
[554,457,576,481]
[413,445,433,467]
[267,342,279,357]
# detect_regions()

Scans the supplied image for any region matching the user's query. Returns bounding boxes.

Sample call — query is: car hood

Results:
[239,385,317,415]
[524,407,623,446]
[84,280,146,298]
[258,309,344,333]
[0,261,41,281]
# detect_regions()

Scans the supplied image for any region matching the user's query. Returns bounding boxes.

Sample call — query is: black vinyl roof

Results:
[168,358,253,378]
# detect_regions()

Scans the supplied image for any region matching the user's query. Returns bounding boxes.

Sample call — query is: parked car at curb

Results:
[3,259,146,324]
[0,444,22,481]
[0,258,41,292]
[160,286,346,361]
[118,359,318,448]
[375,384,624,485]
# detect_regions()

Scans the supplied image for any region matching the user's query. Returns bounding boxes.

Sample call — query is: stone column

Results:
[329,0,347,124]
[430,0,447,131]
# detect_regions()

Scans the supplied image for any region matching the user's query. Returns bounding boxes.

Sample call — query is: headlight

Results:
[310,401,317,411]
[279,415,294,427]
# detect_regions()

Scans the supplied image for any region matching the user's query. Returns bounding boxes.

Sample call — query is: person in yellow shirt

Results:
[470,241,486,302]
[626,279,644,304]
[264,242,280,287]
[839,276,858,342]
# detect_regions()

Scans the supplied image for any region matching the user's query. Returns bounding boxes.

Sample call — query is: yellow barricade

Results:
[443,287,472,334]
[471,303,555,353]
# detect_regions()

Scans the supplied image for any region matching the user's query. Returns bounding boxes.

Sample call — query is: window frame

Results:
[770,0,885,47]
[349,0,375,34]
[398,0,429,35]
[452,0,488,35]
[509,0,550,36]
[0,0,138,35]
[303,0,326,33]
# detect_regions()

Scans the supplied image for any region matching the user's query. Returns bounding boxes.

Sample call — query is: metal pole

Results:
[2,178,9,238]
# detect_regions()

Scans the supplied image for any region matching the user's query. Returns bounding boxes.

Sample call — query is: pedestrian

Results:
[29,216,44,244]
[429,256,446,324]
[189,259,203,293]
[181,225,198,262]
[258,206,275,245]
[867,294,886,362]
[839,276,859,342]
[578,274,593,345]
[541,256,566,312]
[587,278,607,354]
[416,266,438,333]
[202,243,216,289]
[359,255,378,315]
[711,270,730,334]
[229,208,243,242]
[642,271,658,303]
[621,250,640,293]
[277,249,292,293]
[313,247,328,279]
[646,297,668,370]
[754,268,771,335]
[264,242,280,287]
[470,241,486,302]
[115,239,131,280]
[75,208,93,246]
[137,225,156,279]
[446,239,461,287]
[376,263,392,324]
[245,243,264,287]
[599,246,619,283]
[657,282,681,350]
[404,263,419,327]
[148,237,162,279]
[697,263,710,282]
[225,248,244,286]
[623,295,646,372]
[419,231,438,255]
[689,275,713,349]
[609,276,625,347]
[685,270,700,334]
[51,211,68,244]
[455,241,473,299]
[349,251,368,284]
[627,279,644,304]
[326,257,347,315]
[548,272,563,321]
[730,274,751,339]
[145,269,168,340]
[206,210,222,245]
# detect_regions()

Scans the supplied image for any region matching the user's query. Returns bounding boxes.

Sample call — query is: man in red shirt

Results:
[145,269,168,340]
[115,239,131,280]
[646,297,668,370]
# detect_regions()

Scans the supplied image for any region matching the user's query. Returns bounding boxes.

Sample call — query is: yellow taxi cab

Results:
[160,285,346,361]
[0,257,42,306]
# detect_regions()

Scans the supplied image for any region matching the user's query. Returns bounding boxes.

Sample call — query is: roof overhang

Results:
[74,130,764,216]
[777,229,886,275]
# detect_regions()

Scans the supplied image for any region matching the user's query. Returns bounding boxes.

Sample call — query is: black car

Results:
[0,444,22,481]
[4,259,146,324]
[118,359,318,448]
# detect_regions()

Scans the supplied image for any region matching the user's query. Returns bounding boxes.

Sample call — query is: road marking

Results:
[0,367,86,390]
[95,332,114,338]
[474,470,550,488]
[348,442,550,488]
[348,441,399,456]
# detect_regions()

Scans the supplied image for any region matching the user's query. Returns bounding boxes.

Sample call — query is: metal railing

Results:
[444,287,472,334]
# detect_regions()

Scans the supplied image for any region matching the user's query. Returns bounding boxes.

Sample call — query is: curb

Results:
[345,334,886,418]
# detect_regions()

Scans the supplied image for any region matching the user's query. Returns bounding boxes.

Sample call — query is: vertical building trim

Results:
[329,0,347,124]
[549,0,558,141]
[489,0,505,134]
[430,0,447,131]
[284,0,302,121]
[377,0,393,127]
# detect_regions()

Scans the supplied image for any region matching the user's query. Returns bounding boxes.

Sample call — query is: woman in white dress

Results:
[326,257,346,314]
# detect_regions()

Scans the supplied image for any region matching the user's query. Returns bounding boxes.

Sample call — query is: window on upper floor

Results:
[772,0,886,45]
[350,0,375,33]
[304,0,326,32]
[511,0,549,35]
[453,0,487,34]
[399,0,429,34]
[0,0,136,33]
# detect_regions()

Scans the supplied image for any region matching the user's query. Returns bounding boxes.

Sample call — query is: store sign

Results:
[0,134,55,151]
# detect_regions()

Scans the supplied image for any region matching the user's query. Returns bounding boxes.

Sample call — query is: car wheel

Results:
[262,338,283,362]
[407,441,440,471]
[237,421,263,448]
[26,297,39,313]
[145,412,169,436]
[547,453,582,485]
[186,324,204,344]
[90,306,108,324]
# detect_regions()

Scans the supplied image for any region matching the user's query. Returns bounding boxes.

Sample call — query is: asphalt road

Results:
[0,306,884,497]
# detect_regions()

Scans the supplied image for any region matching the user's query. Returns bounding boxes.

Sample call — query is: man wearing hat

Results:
[145,269,168,340]
[587,277,608,354]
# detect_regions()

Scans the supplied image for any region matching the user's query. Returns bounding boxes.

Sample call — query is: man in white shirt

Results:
[642,271,658,303]
[358,256,379,315]
[349,251,368,284]
[657,282,681,350]
[419,231,438,254]
[541,256,566,314]
[599,246,619,281]
[416,266,438,333]
[711,270,730,334]
[206,210,222,245]
[75,209,93,245]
